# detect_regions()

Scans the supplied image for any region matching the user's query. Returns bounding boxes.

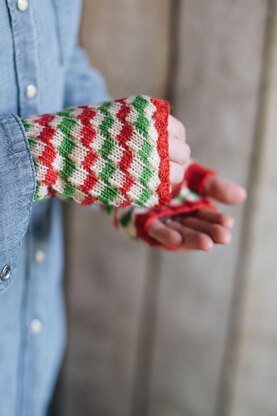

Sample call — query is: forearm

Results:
[21,95,171,208]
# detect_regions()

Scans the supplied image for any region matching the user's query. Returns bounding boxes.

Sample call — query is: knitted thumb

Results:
[103,162,218,251]
[183,161,217,195]
[21,95,171,208]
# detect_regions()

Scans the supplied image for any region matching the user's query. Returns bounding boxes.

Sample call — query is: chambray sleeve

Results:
[0,114,36,292]
[63,44,112,108]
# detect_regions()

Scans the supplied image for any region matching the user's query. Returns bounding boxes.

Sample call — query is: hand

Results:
[147,175,247,251]
[168,115,191,186]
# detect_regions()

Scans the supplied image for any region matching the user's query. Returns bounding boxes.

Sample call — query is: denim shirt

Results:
[0,1,110,415]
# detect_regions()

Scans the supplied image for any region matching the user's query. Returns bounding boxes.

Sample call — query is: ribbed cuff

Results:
[151,98,171,205]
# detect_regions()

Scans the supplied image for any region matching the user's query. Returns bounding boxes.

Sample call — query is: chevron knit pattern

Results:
[103,163,217,250]
[104,186,205,239]
[22,95,171,208]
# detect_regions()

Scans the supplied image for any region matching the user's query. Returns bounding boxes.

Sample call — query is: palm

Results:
[147,176,247,251]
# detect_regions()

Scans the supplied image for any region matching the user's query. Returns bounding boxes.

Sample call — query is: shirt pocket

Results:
[51,0,82,65]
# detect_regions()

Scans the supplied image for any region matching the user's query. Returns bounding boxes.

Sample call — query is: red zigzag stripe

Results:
[36,114,58,187]
[77,106,99,205]
[115,99,135,208]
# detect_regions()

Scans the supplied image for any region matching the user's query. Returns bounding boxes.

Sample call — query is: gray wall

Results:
[59,1,277,415]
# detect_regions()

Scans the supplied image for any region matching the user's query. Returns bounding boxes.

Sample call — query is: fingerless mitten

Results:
[104,162,217,251]
[22,95,171,207]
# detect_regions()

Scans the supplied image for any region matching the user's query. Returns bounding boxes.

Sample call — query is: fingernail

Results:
[203,241,214,252]
[227,218,235,229]
[240,188,247,201]
[223,233,232,244]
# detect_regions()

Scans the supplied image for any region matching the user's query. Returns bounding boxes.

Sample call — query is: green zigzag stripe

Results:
[133,96,154,205]
[98,101,119,204]
[57,109,78,200]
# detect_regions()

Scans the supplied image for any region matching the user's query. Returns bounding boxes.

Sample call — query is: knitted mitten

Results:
[21,95,171,207]
[103,162,218,251]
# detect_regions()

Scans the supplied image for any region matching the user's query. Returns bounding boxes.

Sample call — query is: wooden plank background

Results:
[59,1,277,415]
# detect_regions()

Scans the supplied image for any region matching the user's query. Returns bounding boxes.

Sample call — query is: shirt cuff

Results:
[0,114,36,292]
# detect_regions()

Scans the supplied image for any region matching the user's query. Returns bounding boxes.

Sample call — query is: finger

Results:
[169,137,191,165]
[167,221,214,251]
[147,219,182,247]
[168,115,186,141]
[195,209,235,229]
[170,162,185,185]
[179,217,232,244]
[204,176,247,205]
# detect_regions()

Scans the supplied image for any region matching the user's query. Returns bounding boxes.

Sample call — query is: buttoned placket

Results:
[6,1,44,415]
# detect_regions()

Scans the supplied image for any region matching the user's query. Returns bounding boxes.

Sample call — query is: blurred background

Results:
[55,1,277,415]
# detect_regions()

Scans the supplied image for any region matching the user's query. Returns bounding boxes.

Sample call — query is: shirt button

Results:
[26,84,37,99]
[30,319,43,335]
[17,0,29,11]
[34,249,45,264]
[0,265,11,282]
